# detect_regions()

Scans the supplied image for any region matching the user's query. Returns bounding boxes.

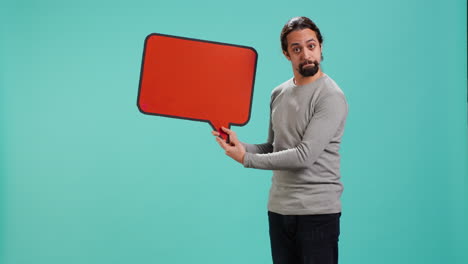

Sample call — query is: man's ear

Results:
[320,44,324,62]
[283,50,291,61]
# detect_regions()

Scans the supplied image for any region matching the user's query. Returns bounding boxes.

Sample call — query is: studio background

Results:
[1,0,467,263]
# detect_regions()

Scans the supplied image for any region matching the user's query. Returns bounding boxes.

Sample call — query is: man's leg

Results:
[268,211,300,264]
[296,213,341,264]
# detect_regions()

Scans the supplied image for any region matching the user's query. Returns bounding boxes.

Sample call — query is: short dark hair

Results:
[280,17,323,52]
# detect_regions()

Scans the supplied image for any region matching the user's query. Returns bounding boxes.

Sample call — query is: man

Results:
[212,16,348,264]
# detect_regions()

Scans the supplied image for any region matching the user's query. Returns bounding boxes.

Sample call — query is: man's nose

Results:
[302,49,313,60]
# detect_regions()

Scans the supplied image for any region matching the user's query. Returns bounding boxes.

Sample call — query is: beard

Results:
[298,60,320,77]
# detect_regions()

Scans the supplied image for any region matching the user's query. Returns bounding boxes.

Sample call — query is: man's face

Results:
[283,29,322,78]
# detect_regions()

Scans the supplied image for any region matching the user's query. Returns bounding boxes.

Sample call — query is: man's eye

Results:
[293,48,301,53]
[309,44,315,49]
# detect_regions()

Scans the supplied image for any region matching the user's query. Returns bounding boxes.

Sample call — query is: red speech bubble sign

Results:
[137,33,257,141]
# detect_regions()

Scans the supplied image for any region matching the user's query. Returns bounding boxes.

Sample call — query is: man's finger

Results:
[212,130,220,136]
[216,136,229,150]
[221,126,232,135]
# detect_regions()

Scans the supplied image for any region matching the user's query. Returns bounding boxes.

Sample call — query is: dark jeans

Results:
[268,211,341,264]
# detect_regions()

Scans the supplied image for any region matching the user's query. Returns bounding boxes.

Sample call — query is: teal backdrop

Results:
[1,0,467,263]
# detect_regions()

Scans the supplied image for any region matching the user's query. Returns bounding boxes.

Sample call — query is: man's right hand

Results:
[212,127,246,165]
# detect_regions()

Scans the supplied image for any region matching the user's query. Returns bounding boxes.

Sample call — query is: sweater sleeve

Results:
[242,93,347,170]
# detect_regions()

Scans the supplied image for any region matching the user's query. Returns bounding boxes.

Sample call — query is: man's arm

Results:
[212,103,274,163]
[243,93,347,170]
[212,122,273,165]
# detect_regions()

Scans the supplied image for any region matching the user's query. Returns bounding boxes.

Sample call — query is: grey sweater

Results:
[242,74,348,215]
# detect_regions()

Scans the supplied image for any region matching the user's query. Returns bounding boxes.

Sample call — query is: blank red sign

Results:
[137,33,257,140]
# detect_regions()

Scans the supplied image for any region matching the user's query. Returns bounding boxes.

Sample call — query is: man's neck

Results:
[293,70,324,86]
